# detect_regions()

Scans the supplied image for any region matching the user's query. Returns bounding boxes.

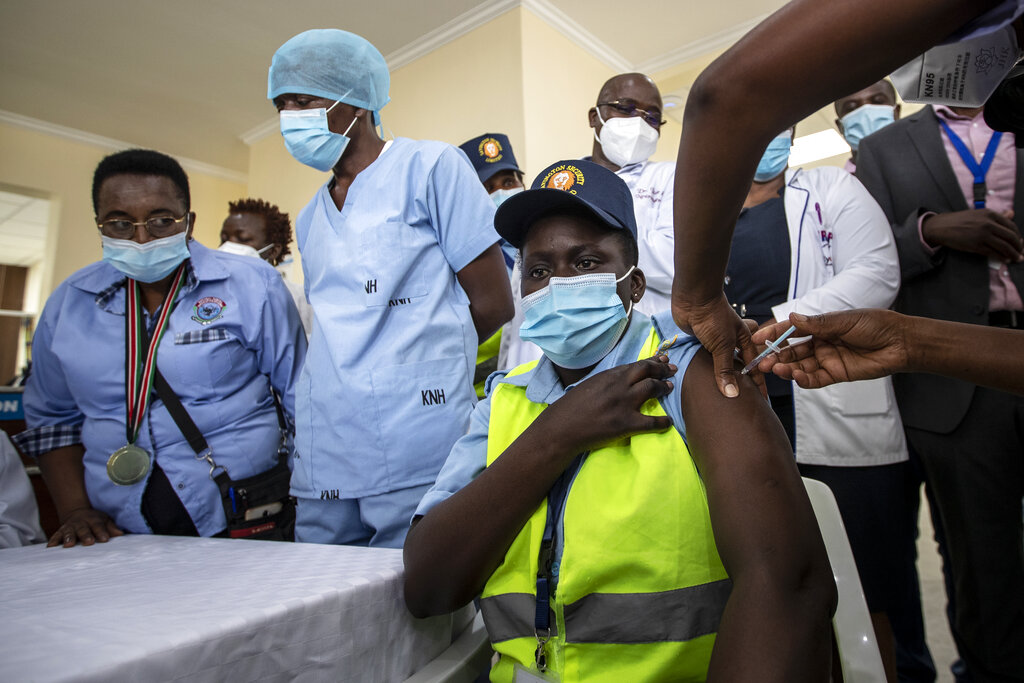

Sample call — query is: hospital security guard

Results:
[403,160,836,682]
[458,132,542,383]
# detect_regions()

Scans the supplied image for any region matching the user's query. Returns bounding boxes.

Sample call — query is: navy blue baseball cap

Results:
[494,159,637,249]
[458,133,523,183]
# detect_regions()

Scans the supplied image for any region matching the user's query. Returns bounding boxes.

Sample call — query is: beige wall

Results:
[0,121,246,308]
[185,173,250,248]
[518,9,614,176]
[387,9,526,154]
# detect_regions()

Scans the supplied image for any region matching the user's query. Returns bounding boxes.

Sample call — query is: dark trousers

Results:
[906,385,1024,683]
[141,461,199,536]
[891,448,938,683]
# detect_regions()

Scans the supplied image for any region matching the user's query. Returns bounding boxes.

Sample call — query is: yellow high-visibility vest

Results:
[480,327,731,682]
[475,328,503,398]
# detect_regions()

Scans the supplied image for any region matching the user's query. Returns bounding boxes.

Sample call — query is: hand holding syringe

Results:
[741,325,798,375]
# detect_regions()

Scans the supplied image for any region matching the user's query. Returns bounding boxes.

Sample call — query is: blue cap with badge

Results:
[494,159,637,249]
[458,133,523,183]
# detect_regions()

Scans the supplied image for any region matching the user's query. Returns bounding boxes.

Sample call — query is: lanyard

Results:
[124,264,187,445]
[938,120,1003,209]
[534,453,584,672]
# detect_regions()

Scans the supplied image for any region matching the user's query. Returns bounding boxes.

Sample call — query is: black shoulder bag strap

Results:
[152,369,223,477]
[152,369,294,541]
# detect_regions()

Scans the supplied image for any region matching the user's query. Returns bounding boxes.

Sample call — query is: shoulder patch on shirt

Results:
[191,296,226,325]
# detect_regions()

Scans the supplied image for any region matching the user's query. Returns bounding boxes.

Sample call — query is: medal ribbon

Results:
[124,264,187,444]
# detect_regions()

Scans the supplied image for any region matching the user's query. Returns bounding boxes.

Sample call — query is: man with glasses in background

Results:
[14,149,306,547]
[588,73,676,314]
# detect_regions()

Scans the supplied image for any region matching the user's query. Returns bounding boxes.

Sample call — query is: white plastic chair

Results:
[803,477,887,683]
[402,610,492,683]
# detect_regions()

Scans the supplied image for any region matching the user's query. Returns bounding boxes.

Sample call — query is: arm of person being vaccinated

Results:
[681,349,836,679]
[671,0,1004,399]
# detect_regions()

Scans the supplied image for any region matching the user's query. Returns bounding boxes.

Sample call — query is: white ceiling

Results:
[0,0,786,175]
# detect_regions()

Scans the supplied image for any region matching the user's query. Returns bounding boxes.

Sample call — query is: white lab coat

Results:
[616,160,675,315]
[775,167,908,466]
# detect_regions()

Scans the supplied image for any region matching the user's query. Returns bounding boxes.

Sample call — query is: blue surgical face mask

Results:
[520,266,635,369]
[489,187,523,208]
[754,131,792,182]
[280,101,357,172]
[102,229,191,283]
[839,104,895,150]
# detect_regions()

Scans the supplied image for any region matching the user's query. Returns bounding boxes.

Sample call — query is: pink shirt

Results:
[922,106,1023,311]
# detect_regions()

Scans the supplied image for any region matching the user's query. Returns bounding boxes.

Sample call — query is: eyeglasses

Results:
[597,100,666,129]
[97,213,189,239]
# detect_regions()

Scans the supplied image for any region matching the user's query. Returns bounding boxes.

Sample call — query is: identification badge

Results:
[107,444,151,486]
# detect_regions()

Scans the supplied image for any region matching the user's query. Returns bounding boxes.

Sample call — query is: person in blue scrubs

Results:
[14,149,306,546]
[267,29,513,548]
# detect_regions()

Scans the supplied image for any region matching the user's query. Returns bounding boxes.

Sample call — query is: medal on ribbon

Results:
[107,264,187,485]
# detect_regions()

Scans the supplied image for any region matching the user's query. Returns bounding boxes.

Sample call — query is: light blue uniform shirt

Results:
[293,137,500,499]
[414,311,701,519]
[19,242,306,536]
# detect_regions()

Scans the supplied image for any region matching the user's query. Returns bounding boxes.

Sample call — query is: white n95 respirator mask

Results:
[595,110,659,168]
[891,24,1021,108]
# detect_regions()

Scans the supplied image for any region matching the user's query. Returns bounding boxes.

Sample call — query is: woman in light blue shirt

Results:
[16,150,306,545]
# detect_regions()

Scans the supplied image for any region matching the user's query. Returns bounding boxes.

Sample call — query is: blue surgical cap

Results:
[268,29,391,125]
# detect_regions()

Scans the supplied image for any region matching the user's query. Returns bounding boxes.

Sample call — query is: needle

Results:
[741,324,798,375]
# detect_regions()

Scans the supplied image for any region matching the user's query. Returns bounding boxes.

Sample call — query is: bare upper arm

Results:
[680,351,820,578]
[691,0,998,141]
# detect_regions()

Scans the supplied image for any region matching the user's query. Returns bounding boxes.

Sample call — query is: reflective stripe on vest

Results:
[481,326,730,682]
[482,579,732,644]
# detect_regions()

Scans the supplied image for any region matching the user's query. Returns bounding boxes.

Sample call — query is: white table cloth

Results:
[0,535,465,682]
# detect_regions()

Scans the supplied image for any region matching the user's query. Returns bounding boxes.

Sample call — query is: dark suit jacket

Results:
[856,106,1024,433]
